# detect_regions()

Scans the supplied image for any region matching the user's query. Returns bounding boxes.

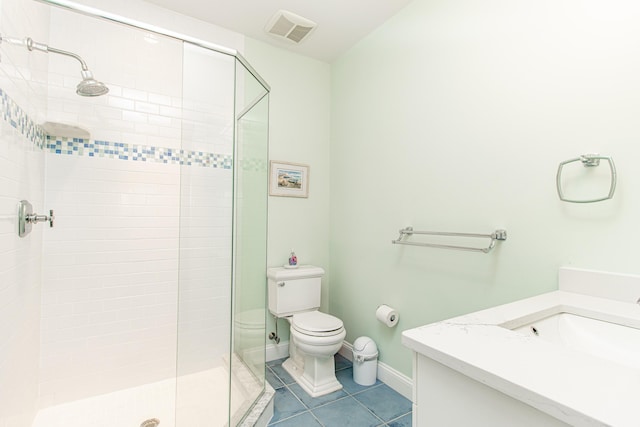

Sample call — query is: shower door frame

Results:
[37,0,270,93]
[230,83,270,425]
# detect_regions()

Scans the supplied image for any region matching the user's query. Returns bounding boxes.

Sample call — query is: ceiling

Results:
[142,0,415,63]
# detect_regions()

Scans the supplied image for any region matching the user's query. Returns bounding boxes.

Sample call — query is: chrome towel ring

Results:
[556,154,617,203]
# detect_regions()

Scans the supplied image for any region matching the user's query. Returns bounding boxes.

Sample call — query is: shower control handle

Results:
[27,210,54,227]
[18,200,54,237]
[28,214,47,223]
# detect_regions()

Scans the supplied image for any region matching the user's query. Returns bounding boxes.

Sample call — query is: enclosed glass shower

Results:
[0,0,269,426]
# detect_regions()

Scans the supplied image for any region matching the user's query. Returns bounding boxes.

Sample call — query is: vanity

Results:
[402,267,640,427]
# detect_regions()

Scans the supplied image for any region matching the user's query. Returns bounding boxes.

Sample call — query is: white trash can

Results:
[352,336,378,386]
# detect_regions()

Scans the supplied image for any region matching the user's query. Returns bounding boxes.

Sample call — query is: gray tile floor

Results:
[267,354,412,426]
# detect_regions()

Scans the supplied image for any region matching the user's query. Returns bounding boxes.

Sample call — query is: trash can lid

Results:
[353,336,378,356]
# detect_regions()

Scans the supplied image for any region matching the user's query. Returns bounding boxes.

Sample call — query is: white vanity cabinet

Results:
[403,267,640,427]
[411,352,569,426]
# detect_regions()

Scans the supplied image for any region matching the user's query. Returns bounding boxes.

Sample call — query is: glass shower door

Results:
[230,59,269,425]
[175,42,236,427]
[175,44,269,426]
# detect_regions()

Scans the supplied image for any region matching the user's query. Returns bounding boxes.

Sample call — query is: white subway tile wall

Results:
[36,6,236,409]
[177,165,233,375]
[182,43,235,155]
[40,155,181,405]
[0,0,50,426]
[177,42,234,376]
[0,0,240,420]
[45,8,183,150]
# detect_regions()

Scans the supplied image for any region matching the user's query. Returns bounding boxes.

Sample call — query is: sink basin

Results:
[510,312,640,371]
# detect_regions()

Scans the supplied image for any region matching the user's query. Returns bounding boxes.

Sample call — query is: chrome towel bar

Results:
[391,227,507,253]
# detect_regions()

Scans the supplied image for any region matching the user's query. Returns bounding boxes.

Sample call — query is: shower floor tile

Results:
[266,354,412,427]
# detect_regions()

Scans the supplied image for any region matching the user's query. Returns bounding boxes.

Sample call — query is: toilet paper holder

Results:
[376,304,399,328]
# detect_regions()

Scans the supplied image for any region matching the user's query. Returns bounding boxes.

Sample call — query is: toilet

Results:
[267,265,346,397]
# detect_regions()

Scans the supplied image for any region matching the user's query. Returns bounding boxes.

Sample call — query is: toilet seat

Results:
[292,311,344,337]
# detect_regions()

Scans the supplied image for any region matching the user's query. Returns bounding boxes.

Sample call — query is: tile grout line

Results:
[385,410,413,425]
[267,357,410,427]
[266,365,311,425]
[267,364,331,426]
[345,382,384,397]
[308,410,326,427]
[283,381,387,426]
[349,393,387,426]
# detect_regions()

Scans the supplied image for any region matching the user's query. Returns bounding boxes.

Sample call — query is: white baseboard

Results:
[337,341,353,362]
[266,340,290,362]
[267,340,413,401]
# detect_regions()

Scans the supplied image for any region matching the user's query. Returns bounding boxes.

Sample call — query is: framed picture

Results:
[269,161,310,198]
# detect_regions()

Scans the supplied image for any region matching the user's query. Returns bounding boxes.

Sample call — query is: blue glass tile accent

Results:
[1,85,233,170]
[0,87,46,149]
[241,157,268,172]
[44,135,233,169]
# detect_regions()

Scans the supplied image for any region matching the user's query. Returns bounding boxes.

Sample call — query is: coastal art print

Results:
[269,161,309,198]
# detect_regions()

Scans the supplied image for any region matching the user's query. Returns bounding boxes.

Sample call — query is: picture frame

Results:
[269,161,309,198]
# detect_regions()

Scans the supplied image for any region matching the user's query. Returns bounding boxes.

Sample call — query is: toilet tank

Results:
[267,265,325,317]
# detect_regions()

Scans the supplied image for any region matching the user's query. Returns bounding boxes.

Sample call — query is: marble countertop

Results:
[402,267,640,427]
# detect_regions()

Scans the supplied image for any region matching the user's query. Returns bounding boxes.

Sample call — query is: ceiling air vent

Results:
[265,10,317,44]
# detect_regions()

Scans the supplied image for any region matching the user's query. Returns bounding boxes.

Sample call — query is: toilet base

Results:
[282,355,343,398]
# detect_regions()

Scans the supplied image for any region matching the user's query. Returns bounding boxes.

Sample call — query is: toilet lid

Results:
[292,311,343,333]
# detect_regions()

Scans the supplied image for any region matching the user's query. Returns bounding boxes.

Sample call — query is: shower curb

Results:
[238,383,275,427]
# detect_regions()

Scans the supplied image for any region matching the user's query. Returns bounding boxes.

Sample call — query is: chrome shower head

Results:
[77,70,109,97]
[5,36,110,97]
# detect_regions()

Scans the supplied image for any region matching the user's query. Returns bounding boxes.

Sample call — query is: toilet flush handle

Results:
[278,282,286,287]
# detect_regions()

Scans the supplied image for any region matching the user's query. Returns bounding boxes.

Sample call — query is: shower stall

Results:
[0,0,270,426]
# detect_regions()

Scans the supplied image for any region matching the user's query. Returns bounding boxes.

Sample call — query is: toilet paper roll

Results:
[376,304,399,328]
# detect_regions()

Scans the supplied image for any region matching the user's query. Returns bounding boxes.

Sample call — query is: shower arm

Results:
[0,34,89,71]
[1,33,109,97]
[25,37,89,71]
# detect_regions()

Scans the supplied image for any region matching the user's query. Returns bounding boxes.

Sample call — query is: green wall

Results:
[245,0,640,378]
[331,0,640,376]
[244,38,331,344]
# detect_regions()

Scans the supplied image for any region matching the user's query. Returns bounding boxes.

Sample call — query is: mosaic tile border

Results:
[0,87,46,149]
[46,137,232,169]
[0,86,232,169]
[240,158,268,172]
